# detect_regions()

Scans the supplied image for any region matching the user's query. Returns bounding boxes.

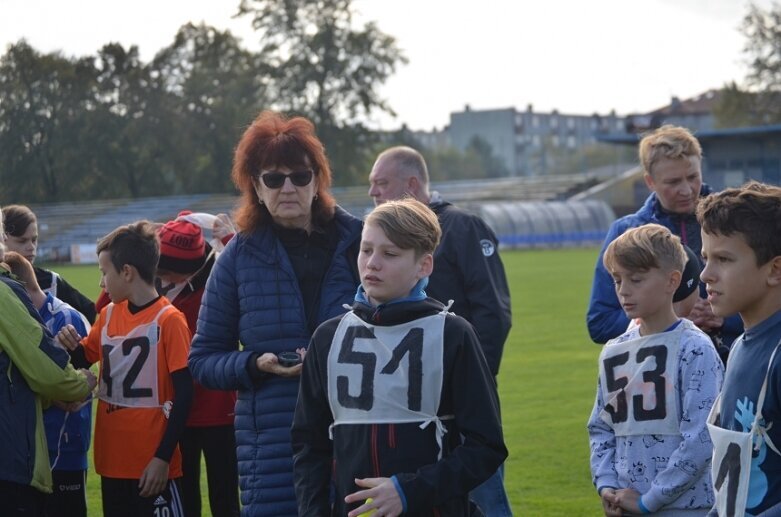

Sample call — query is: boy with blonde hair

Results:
[57,221,193,517]
[292,198,507,516]
[588,223,723,516]
[698,181,781,515]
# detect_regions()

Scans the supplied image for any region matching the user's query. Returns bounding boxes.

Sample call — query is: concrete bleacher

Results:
[32,194,212,261]
[31,171,616,262]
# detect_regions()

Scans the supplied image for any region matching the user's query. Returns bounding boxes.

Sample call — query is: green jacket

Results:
[0,265,90,493]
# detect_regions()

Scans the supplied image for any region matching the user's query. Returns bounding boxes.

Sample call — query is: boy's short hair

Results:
[97,221,160,284]
[697,180,781,266]
[364,198,441,257]
[603,223,687,274]
[638,125,702,176]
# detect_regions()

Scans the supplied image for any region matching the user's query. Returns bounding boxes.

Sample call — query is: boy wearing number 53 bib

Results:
[58,222,193,517]
[292,199,507,517]
[698,182,781,516]
[588,224,724,516]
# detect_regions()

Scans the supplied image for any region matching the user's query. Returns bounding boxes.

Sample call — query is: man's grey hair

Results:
[377,146,430,187]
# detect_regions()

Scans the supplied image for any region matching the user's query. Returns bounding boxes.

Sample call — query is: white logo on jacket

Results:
[480,239,495,257]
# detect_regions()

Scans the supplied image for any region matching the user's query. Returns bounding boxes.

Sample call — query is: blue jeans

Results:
[470,465,513,516]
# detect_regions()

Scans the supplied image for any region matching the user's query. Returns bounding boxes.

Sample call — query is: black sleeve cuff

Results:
[247,353,271,383]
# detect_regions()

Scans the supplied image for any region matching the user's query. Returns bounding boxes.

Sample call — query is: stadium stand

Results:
[30,171,617,262]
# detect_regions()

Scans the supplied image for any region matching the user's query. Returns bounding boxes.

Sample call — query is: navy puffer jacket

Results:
[189,206,362,516]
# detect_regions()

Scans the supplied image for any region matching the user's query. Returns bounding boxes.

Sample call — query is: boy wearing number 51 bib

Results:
[698,182,781,516]
[292,199,507,517]
[57,222,193,517]
[588,224,723,516]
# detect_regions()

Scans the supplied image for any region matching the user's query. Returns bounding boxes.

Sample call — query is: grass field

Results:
[49,246,606,516]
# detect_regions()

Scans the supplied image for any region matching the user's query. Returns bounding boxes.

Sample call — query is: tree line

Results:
[713,3,781,128]
[0,0,410,203]
[0,0,518,205]
[3,1,778,204]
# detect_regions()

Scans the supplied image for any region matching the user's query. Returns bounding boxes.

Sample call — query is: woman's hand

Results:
[255,347,308,377]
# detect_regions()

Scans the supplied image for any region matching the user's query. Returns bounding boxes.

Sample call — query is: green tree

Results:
[715,3,781,127]
[236,0,407,183]
[0,41,97,202]
[742,3,781,94]
[152,23,272,192]
[468,136,508,178]
[713,81,762,128]
[91,43,176,198]
[427,147,488,182]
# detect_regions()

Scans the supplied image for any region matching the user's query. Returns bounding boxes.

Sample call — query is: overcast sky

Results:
[0,0,770,130]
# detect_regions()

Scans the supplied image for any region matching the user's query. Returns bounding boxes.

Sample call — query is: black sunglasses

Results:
[258,170,314,189]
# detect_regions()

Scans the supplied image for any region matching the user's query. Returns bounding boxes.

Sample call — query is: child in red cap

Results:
[157,211,240,517]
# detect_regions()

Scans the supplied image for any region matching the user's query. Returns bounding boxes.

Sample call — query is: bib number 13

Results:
[603,344,667,423]
[336,326,423,412]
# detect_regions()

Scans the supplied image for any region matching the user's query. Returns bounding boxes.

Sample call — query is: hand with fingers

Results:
[56,324,82,351]
[255,347,307,378]
[345,477,403,517]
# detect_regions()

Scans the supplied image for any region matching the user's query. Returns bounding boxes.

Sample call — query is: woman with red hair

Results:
[189,111,362,516]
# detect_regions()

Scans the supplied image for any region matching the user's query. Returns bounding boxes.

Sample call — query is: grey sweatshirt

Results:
[588,319,724,513]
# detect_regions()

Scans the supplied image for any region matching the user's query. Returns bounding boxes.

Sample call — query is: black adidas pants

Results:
[101,476,184,517]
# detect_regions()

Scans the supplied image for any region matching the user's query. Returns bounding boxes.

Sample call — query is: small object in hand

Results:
[358,498,376,517]
[277,351,302,367]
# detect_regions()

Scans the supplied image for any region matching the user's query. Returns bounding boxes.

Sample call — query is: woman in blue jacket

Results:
[188,111,362,516]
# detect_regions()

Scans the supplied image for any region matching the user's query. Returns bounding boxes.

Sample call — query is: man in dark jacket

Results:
[368,146,512,515]
[586,125,742,355]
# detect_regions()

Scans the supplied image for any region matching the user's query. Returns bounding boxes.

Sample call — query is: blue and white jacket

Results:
[189,206,362,517]
[39,292,92,471]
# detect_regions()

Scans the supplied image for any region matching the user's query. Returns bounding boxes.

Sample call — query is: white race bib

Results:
[328,311,445,427]
[598,323,686,436]
[97,304,173,408]
[708,397,753,517]
[708,340,781,517]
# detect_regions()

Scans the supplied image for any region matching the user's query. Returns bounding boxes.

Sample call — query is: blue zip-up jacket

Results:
[189,206,362,517]
[0,268,90,493]
[586,185,743,346]
[39,292,92,471]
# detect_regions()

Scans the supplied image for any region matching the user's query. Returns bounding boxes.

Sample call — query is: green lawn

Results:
[48,247,606,516]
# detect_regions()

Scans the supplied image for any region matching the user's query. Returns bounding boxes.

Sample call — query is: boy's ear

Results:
[667,269,682,293]
[120,263,135,282]
[417,253,434,279]
[643,172,655,192]
[767,255,781,287]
